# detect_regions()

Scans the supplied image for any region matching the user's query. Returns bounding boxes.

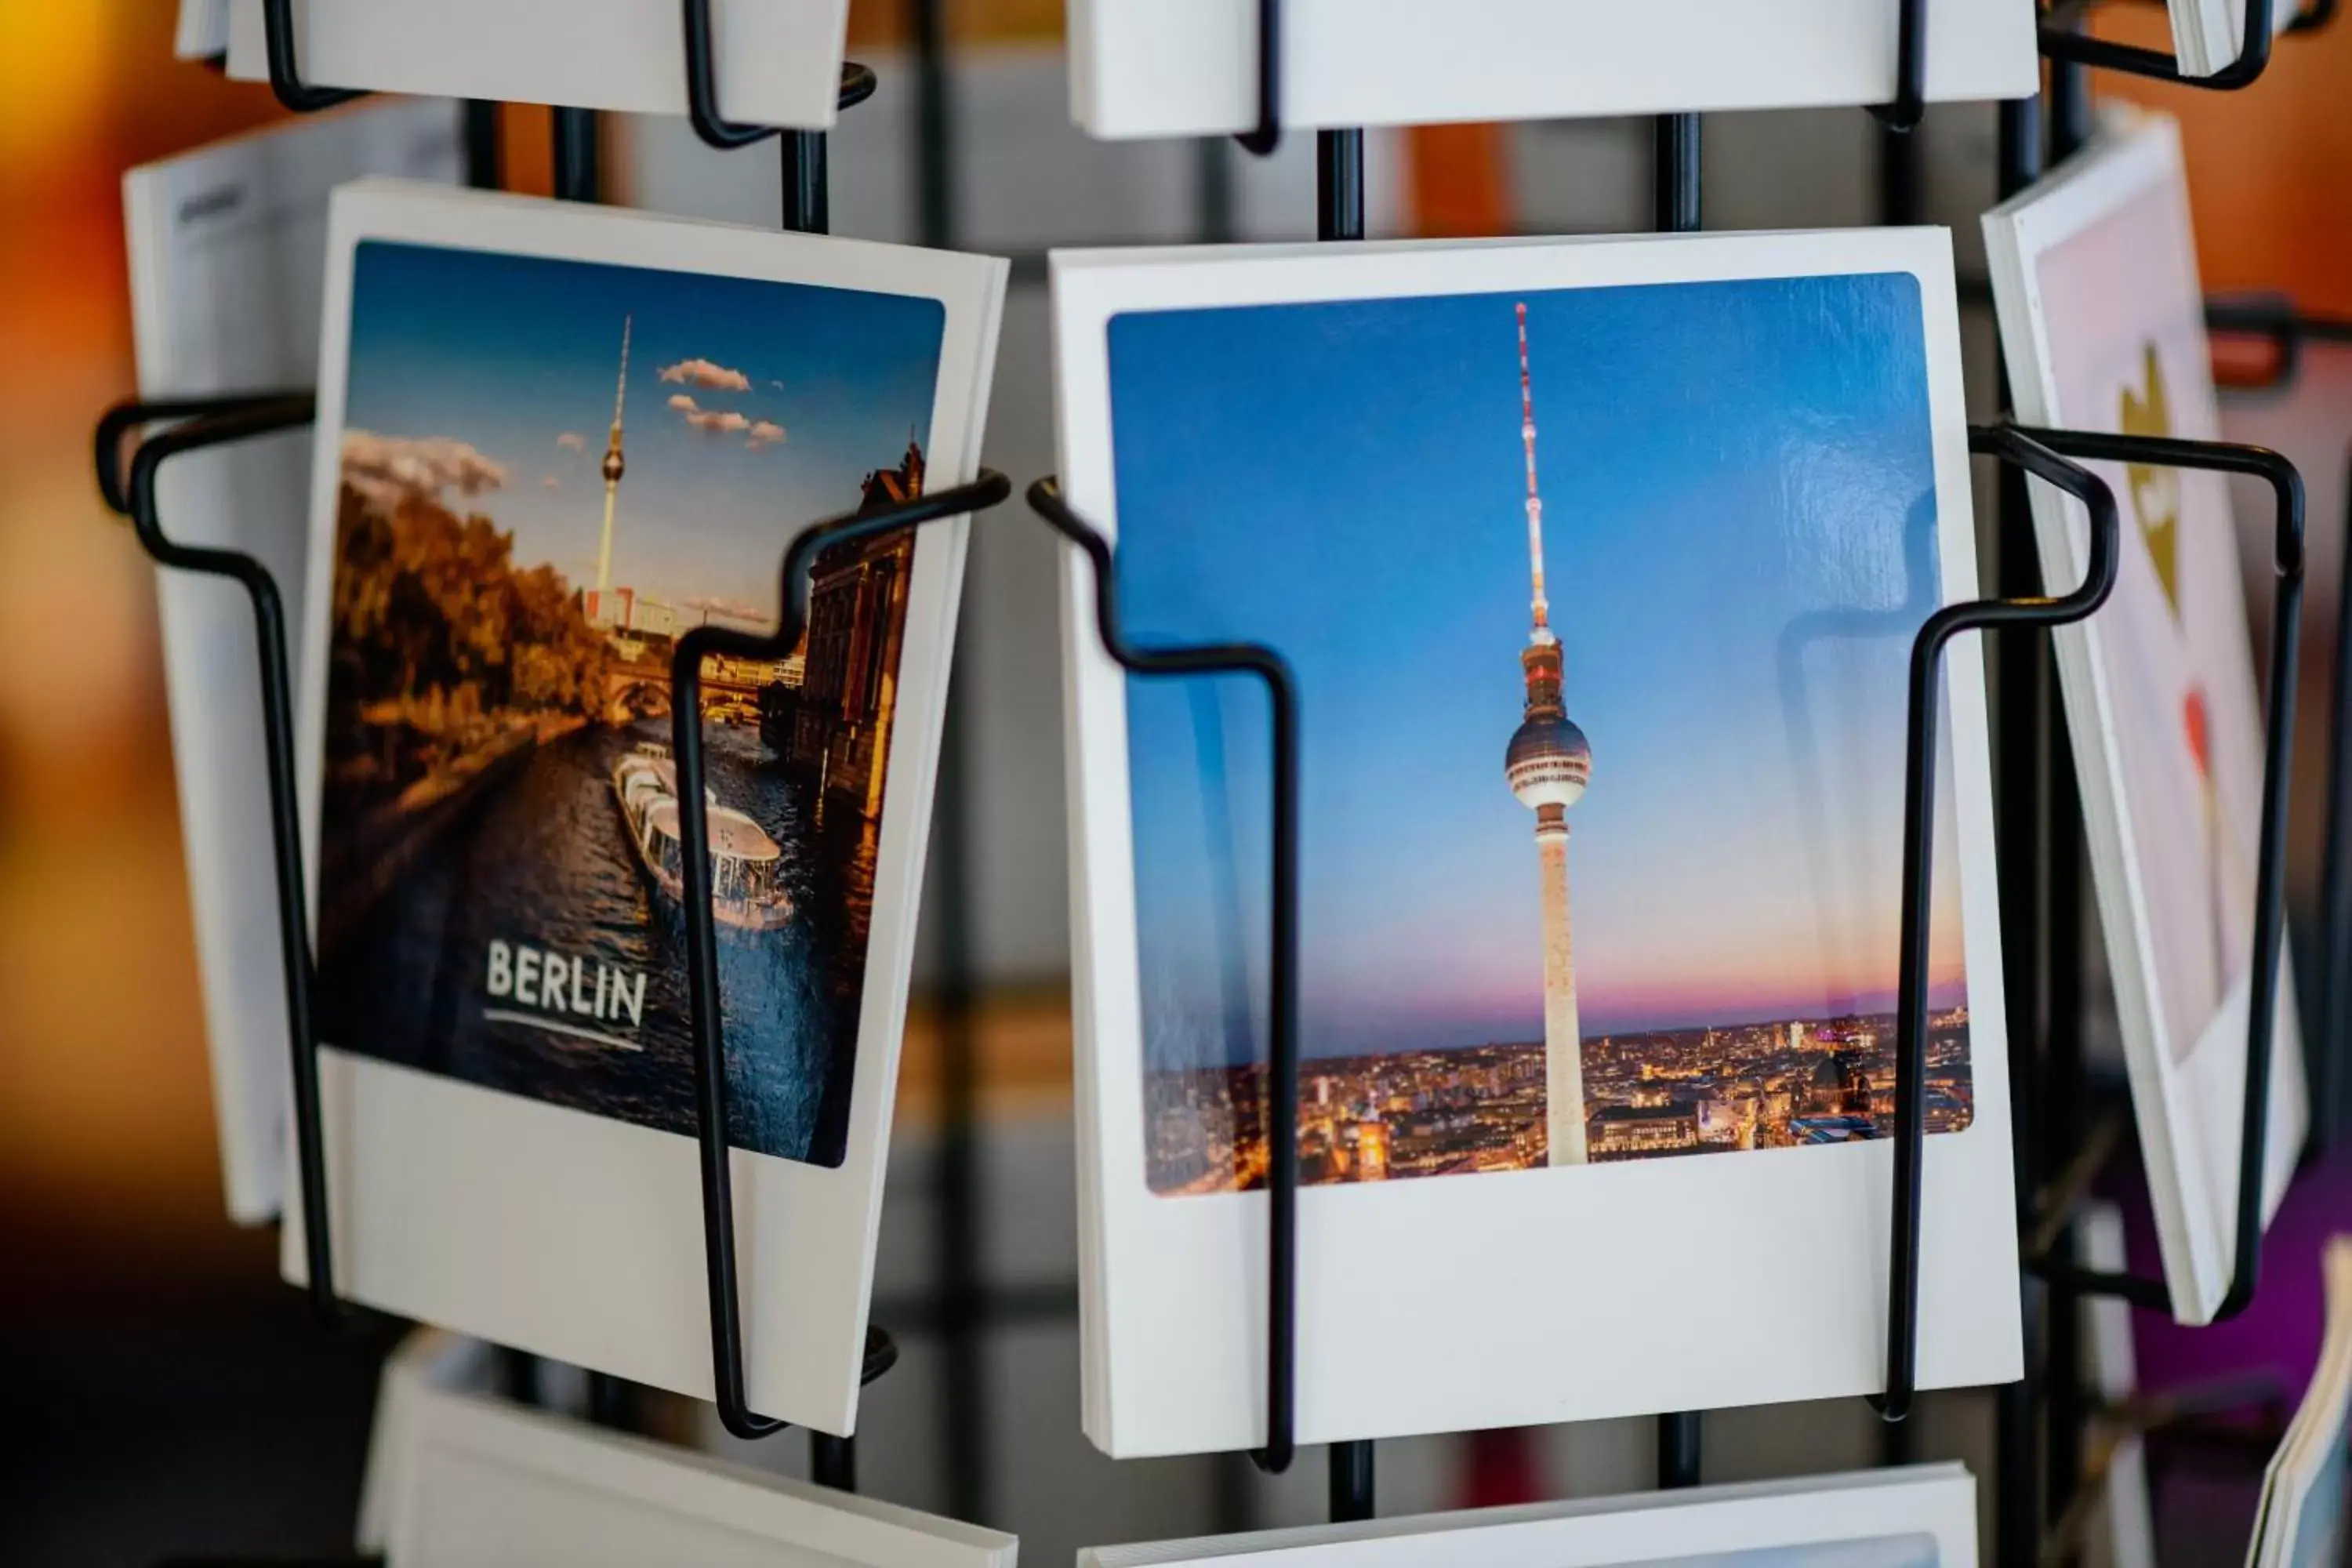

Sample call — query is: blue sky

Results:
[1107,274,1971,1069]
[342,239,944,621]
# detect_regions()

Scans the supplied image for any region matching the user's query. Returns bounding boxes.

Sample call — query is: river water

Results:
[314,715,877,1165]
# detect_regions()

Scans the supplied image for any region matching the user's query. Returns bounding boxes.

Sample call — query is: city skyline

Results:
[341,239,946,621]
[1106,274,1969,1071]
[1144,1004,1975,1193]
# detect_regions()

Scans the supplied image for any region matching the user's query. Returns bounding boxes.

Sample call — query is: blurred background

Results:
[3,2,2350,1563]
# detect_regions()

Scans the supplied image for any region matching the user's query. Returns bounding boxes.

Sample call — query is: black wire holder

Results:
[2039,0,2336,89]
[665,5,911,1454]
[95,393,305,518]
[1238,34,1374,1518]
[681,0,877,151]
[261,0,366,113]
[1976,423,2323,1567]
[1018,480,1305,1477]
[101,392,344,1327]
[1873,426,2125,1424]
[2013,430,2306,1326]
[1236,0,1283,154]
[666,470,1011,1441]
[1868,0,1928,132]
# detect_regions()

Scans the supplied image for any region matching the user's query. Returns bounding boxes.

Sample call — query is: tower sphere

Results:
[1506,712,1591,810]
[603,447,626,484]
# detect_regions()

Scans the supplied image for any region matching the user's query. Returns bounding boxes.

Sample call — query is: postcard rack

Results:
[91,0,2352,1563]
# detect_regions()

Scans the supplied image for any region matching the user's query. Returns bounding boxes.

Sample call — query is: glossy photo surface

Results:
[1104,274,1976,1196]
[317,239,946,1165]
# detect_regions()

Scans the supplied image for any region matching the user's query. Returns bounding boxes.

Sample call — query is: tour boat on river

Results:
[611,743,793,931]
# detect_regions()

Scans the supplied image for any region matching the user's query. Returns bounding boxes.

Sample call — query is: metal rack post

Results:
[2320,458,2352,1146]
[552,107,600,203]
[2037,46,2092,1538]
[1654,99,1704,1494]
[1991,83,2049,1568]
[1316,80,1374,1528]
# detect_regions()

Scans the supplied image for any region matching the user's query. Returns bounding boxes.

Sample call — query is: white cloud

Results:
[668,394,780,449]
[555,431,586,453]
[667,391,752,437]
[658,357,751,393]
[341,430,507,514]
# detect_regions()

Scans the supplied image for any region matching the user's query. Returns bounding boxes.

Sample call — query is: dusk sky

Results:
[1107,274,1972,1069]
[341,240,944,623]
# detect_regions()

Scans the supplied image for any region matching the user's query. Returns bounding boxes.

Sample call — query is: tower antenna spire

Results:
[1518,302,1554,646]
[612,314,632,433]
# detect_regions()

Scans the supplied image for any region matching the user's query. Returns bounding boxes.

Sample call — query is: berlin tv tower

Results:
[1501,302,1594,1167]
[593,314,631,611]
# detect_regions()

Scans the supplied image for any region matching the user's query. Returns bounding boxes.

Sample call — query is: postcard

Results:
[1080,1465,1975,1566]
[1069,0,2037,138]
[1052,227,2020,1456]
[368,1332,1019,1566]
[223,0,851,125]
[287,180,1006,1436]
[2248,1238,2352,1568]
[1985,110,2307,1326]
[123,102,466,1225]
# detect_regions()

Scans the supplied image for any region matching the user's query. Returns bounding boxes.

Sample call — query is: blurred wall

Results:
[0,1,286,1268]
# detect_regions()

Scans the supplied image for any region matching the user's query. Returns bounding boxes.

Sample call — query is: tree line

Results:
[326,484,613,797]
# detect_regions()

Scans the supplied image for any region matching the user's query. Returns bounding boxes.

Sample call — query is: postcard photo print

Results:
[287,180,1006,1435]
[317,236,947,1167]
[1054,227,2020,1456]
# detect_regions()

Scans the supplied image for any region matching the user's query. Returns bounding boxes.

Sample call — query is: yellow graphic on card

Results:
[2118,339,2237,1008]
[2119,342,2182,619]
